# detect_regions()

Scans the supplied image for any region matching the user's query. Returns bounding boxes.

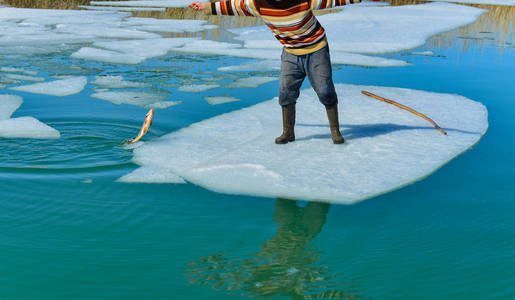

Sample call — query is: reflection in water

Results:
[186,199,361,299]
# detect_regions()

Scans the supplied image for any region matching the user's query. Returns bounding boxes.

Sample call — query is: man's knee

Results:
[316,88,338,106]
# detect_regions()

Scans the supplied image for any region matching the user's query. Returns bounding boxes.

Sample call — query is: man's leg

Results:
[276,50,306,144]
[306,46,344,144]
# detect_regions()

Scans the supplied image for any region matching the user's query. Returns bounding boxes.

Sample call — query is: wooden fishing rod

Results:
[361,90,447,135]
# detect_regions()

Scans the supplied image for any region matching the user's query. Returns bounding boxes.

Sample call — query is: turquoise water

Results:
[1,5,515,299]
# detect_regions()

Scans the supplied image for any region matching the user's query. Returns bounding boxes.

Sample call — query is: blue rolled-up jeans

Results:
[278,45,338,107]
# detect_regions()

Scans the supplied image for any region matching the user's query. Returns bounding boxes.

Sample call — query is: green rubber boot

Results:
[275,103,296,144]
[326,104,344,144]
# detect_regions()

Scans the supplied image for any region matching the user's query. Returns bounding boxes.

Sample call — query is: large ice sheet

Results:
[230,2,486,54]
[0,95,60,139]
[170,40,409,67]
[118,166,186,183]
[9,76,87,96]
[124,84,488,204]
[90,0,193,7]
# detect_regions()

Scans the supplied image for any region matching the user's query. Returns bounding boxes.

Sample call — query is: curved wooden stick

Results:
[361,90,447,135]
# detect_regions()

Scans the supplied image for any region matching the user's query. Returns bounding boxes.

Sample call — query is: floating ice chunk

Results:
[204,96,239,105]
[230,2,486,54]
[91,75,149,88]
[227,76,278,88]
[0,67,38,75]
[218,60,281,72]
[178,84,219,92]
[118,166,186,183]
[0,84,6,89]
[128,84,488,204]
[0,117,60,139]
[78,5,166,11]
[72,38,196,64]
[91,91,168,107]
[90,0,193,7]
[412,51,436,56]
[3,74,45,82]
[71,47,146,65]
[0,94,22,120]
[9,76,87,96]
[122,17,214,33]
[146,100,182,109]
[0,95,60,139]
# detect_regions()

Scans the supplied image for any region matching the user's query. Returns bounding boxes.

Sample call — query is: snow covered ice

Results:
[0,95,60,139]
[122,84,488,204]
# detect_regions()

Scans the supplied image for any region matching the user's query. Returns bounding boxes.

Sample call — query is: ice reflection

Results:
[186,199,361,299]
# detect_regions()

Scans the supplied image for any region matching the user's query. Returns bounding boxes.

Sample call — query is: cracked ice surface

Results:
[0,95,60,139]
[122,84,488,204]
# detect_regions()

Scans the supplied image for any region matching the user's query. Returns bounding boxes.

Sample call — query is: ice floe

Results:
[146,100,182,109]
[3,74,45,82]
[0,67,38,75]
[91,91,170,108]
[90,0,193,7]
[9,76,87,96]
[0,94,60,139]
[230,2,486,54]
[118,166,186,184]
[412,51,436,56]
[204,96,239,105]
[121,18,215,33]
[91,76,150,88]
[178,84,220,92]
[227,76,278,88]
[72,38,196,64]
[124,84,488,204]
[170,40,409,67]
[78,5,167,11]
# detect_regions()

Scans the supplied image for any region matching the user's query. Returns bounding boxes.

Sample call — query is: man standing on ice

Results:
[190,0,361,144]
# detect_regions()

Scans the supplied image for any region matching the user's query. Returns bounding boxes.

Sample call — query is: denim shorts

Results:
[278,45,338,107]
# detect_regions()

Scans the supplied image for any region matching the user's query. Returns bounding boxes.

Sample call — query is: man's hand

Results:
[189,1,206,10]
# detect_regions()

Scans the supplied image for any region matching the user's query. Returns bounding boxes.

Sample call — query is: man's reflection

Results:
[186,199,361,299]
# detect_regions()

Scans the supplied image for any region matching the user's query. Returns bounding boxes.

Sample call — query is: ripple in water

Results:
[0,118,156,177]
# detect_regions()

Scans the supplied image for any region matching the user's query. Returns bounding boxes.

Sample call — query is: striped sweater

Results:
[205,0,361,55]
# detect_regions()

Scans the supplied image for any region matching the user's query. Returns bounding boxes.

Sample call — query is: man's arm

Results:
[189,0,258,16]
[310,0,361,11]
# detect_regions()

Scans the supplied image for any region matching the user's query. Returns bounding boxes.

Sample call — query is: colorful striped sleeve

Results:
[209,0,259,16]
[310,0,360,10]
